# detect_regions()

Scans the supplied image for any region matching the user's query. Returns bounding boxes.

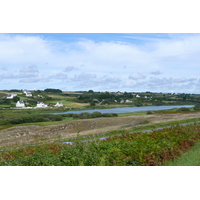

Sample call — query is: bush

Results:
[111,113,118,117]
[78,112,92,119]
[194,105,200,111]
[146,111,153,114]
[177,107,190,112]
[102,113,112,117]
[91,112,102,118]
[10,117,23,124]
[72,114,79,118]
[90,102,96,106]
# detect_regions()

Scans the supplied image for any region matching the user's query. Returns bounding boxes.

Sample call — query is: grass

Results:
[164,142,200,166]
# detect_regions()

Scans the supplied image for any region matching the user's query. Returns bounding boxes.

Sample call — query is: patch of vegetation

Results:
[164,142,200,166]
[177,107,191,112]
[1,123,200,166]
[44,88,62,93]
[194,104,200,111]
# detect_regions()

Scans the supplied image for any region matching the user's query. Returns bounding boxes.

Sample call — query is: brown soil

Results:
[0,112,199,148]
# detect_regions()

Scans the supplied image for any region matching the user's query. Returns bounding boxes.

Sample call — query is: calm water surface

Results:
[51,105,194,115]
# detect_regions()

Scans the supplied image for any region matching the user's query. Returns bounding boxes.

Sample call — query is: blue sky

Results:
[0,33,200,93]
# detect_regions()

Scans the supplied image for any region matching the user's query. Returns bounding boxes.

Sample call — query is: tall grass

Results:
[164,142,200,166]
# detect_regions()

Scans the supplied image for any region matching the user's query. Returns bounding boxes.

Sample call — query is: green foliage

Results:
[44,88,62,93]
[88,90,94,93]
[90,101,96,106]
[1,123,200,166]
[62,112,118,120]
[0,113,64,125]
[91,112,102,118]
[78,112,92,119]
[13,96,20,102]
[194,104,200,111]
[177,107,190,112]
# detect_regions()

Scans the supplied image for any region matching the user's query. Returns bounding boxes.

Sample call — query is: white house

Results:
[26,92,32,97]
[136,94,140,98]
[125,99,132,103]
[55,102,63,107]
[16,101,25,108]
[36,102,48,108]
[7,93,17,99]
[120,100,124,103]
[23,90,32,97]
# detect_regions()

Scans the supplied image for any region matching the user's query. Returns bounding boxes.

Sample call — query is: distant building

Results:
[36,102,48,108]
[136,94,140,98]
[23,90,32,97]
[16,101,25,108]
[55,102,63,107]
[120,100,124,103]
[125,99,132,103]
[7,93,17,99]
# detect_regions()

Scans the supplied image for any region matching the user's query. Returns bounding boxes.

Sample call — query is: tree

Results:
[44,88,62,93]
[90,102,96,106]
[13,96,20,102]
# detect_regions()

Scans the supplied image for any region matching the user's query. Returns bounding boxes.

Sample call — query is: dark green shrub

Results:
[91,112,102,118]
[90,102,96,106]
[177,107,190,112]
[102,113,112,117]
[78,112,92,119]
[72,114,79,118]
[111,113,118,117]
[194,105,200,111]
[9,117,23,124]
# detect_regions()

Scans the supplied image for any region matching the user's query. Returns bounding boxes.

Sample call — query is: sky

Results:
[0,33,200,93]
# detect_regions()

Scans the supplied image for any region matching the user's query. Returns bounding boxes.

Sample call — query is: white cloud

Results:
[150,70,162,75]
[0,72,18,80]
[129,73,146,80]
[0,33,200,93]
[71,72,97,82]
[64,66,76,72]
[47,73,68,81]
[19,65,39,78]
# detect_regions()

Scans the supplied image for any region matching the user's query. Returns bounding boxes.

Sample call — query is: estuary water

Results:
[51,105,194,115]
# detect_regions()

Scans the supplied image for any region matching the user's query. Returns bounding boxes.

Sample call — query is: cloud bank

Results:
[0,33,200,93]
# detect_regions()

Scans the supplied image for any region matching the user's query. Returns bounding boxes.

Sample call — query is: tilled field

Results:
[0,112,199,148]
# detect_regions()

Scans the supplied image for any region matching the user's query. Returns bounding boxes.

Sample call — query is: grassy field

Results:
[164,142,200,166]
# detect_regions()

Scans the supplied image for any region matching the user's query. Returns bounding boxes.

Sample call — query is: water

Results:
[51,105,194,115]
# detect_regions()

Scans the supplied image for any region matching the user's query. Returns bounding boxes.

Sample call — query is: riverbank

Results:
[47,105,194,114]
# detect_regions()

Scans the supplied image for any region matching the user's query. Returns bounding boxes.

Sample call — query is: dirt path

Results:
[0,112,199,148]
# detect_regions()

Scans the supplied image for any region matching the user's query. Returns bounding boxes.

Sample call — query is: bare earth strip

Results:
[0,112,200,148]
